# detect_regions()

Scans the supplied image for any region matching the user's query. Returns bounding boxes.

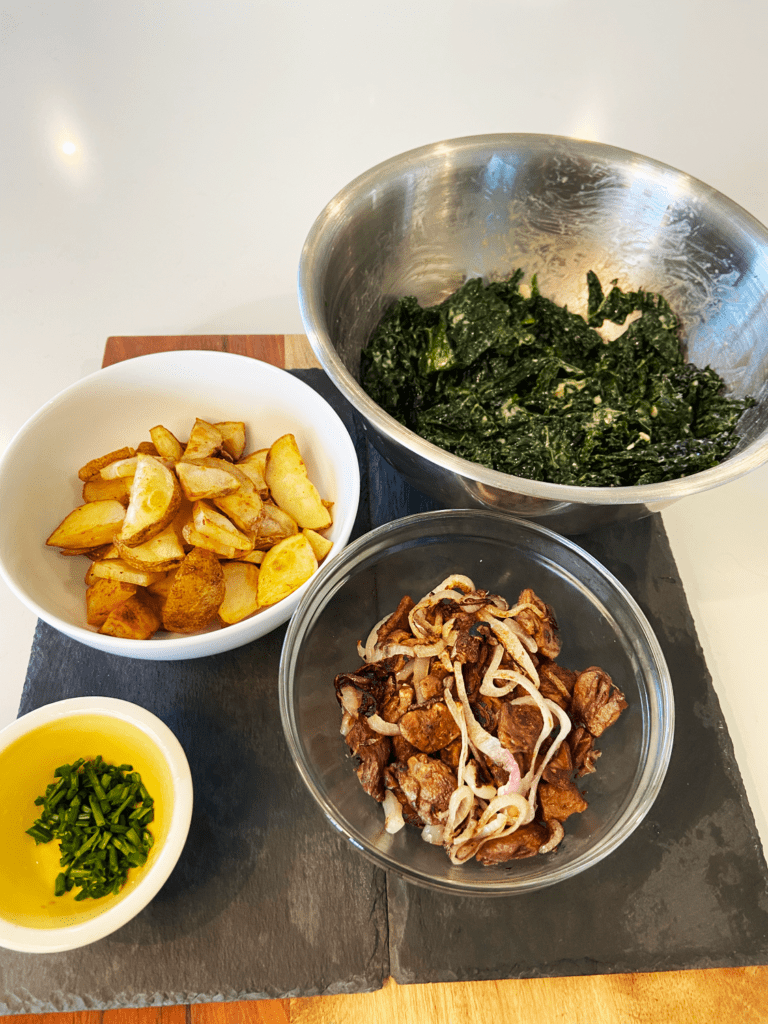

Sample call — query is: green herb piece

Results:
[360,272,755,486]
[25,757,155,901]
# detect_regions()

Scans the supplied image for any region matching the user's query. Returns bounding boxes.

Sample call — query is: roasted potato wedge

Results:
[219,561,260,624]
[234,455,269,498]
[149,424,184,461]
[265,433,332,530]
[85,577,138,627]
[120,453,182,547]
[181,522,241,559]
[99,590,162,640]
[303,528,333,563]
[192,499,253,552]
[47,499,126,550]
[175,459,241,501]
[257,533,317,607]
[181,419,224,461]
[250,503,298,550]
[86,557,166,588]
[114,522,186,572]
[162,547,225,633]
[78,447,135,482]
[233,549,265,565]
[215,421,246,461]
[82,475,131,506]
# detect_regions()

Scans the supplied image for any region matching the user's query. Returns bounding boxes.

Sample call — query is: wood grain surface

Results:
[3,334,764,1024]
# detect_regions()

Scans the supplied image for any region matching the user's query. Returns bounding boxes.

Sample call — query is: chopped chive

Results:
[26,758,155,901]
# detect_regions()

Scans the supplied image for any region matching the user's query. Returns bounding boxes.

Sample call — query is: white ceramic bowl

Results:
[0,696,193,953]
[0,350,360,659]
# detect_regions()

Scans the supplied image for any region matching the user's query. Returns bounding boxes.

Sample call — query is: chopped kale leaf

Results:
[360,272,753,487]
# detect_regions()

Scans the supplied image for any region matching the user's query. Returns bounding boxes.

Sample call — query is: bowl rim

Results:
[279,507,675,895]
[297,132,768,507]
[0,696,193,952]
[0,349,361,659]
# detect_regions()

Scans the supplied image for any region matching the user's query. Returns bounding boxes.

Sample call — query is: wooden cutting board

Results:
[8,335,764,1024]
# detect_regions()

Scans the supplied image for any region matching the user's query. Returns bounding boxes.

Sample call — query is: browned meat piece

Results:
[538,659,577,710]
[380,683,414,723]
[571,667,628,737]
[569,726,601,777]
[376,594,415,644]
[383,768,423,827]
[392,733,421,763]
[516,588,562,659]
[473,749,510,789]
[452,628,482,665]
[475,822,548,863]
[472,694,502,735]
[418,673,446,702]
[439,736,462,770]
[538,779,588,821]
[334,655,401,715]
[497,701,544,756]
[390,754,457,825]
[345,718,391,802]
[462,638,491,700]
[399,701,460,754]
[541,738,574,788]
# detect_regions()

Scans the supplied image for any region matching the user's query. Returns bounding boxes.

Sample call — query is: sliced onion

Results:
[382,790,405,834]
[479,665,533,699]
[538,820,564,855]
[339,685,362,717]
[421,823,445,845]
[366,714,401,736]
[479,611,540,685]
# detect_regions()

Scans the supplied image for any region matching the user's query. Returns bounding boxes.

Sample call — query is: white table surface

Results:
[2,0,767,857]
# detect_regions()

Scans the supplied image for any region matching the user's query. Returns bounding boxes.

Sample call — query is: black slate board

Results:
[3,370,768,1012]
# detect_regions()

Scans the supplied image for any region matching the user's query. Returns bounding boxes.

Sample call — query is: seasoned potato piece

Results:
[78,447,136,482]
[86,558,166,588]
[303,528,333,563]
[192,499,252,550]
[257,533,317,607]
[99,591,161,640]
[265,433,331,530]
[82,475,131,506]
[175,459,241,501]
[115,522,186,572]
[162,547,225,633]
[218,561,260,624]
[47,499,126,550]
[120,453,182,547]
[235,455,269,498]
[136,441,158,455]
[250,503,298,550]
[234,549,264,565]
[181,522,241,559]
[149,424,184,461]
[147,568,177,602]
[212,464,264,532]
[85,577,138,626]
[181,419,223,461]
[215,421,246,461]
[239,448,269,481]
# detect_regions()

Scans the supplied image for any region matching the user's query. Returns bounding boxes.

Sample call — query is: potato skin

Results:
[162,547,225,633]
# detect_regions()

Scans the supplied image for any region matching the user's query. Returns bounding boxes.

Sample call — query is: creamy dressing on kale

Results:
[360,271,753,486]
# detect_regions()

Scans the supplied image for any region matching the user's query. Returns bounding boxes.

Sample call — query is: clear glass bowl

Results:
[279,510,674,895]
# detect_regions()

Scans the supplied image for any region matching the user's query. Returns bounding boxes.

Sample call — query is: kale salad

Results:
[360,271,753,487]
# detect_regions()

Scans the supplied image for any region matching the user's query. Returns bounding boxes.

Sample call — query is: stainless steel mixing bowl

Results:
[298,134,768,533]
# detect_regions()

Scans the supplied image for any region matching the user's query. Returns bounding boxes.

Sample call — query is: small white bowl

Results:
[0,350,360,659]
[0,696,193,953]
